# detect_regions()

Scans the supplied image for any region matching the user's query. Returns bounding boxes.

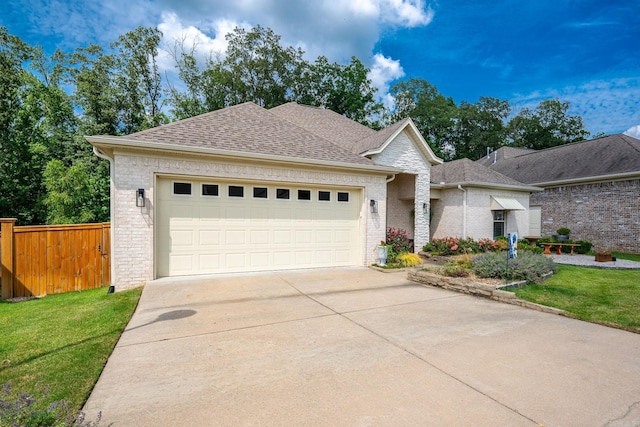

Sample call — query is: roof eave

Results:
[431,181,543,192]
[532,171,640,187]
[86,135,400,174]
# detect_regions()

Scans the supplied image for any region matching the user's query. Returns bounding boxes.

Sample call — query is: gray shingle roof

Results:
[269,103,376,152]
[482,134,640,184]
[431,158,529,187]
[476,146,534,167]
[122,102,377,167]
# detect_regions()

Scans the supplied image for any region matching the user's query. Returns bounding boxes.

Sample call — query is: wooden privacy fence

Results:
[0,219,110,299]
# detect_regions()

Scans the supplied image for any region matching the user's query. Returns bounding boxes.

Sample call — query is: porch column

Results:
[414,173,430,251]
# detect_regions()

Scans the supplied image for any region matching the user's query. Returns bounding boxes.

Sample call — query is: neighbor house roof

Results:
[481,134,640,185]
[87,102,395,172]
[476,146,534,168]
[431,158,540,191]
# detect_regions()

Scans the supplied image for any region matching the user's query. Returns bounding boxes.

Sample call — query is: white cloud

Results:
[625,125,640,139]
[368,53,405,108]
[510,77,640,136]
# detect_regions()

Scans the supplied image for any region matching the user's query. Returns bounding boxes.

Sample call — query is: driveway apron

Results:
[84,267,640,426]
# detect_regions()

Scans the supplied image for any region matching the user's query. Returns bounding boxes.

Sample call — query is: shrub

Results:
[471,251,556,283]
[556,227,571,236]
[517,242,543,254]
[574,240,593,254]
[397,252,423,267]
[386,227,412,263]
[477,238,501,252]
[443,262,470,277]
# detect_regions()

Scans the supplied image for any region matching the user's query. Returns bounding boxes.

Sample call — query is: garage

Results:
[156,177,363,276]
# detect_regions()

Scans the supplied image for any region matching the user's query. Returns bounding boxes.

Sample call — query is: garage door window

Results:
[173,182,192,196]
[318,191,330,201]
[253,187,268,199]
[201,184,219,197]
[228,185,244,198]
[297,190,311,201]
[337,192,349,202]
[276,188,290,200]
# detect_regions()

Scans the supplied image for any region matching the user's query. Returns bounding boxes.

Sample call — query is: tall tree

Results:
[390,78,458,159]
[111,26,166,133]
[507,99,590,149]
[223,25,304,109]
[454,96,510,160]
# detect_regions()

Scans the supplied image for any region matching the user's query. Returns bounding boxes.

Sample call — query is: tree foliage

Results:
[0,24,592,225]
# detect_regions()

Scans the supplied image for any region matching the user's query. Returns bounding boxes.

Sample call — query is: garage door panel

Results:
[250,229,270,245]
[156,178,362,276]
[225,229,246,245]
[199,230,220,246]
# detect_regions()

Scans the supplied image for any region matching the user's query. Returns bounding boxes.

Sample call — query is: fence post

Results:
[1,218,16,299]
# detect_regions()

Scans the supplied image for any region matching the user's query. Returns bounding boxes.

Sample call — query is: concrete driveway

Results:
[84,267,640,426]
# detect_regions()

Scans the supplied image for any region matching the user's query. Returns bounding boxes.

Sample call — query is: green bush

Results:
[423,237,501,256]
[443,262,470,277]
[386,227,412,263]
[574,240,593,254]
[471,251,556,283]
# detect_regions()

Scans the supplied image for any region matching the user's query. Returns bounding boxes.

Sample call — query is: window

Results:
[173,182,192,195]
[297,189,311,200]
[228,185,244,197]
[318,191,331,201]
[253,187,268,199]
[276,188,290,200]
[201,184,219,196]
[493,210,505,239]
[337,192,349,202]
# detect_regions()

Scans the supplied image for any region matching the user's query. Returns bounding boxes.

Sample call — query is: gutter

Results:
[86,135,399,175]
[458,185,467,239]
[93,146,116,294]
[531,171,640,187]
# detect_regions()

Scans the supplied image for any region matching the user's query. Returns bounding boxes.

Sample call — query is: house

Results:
[430,159,541,240]
[87,102,442,290]
[478,134,640,253]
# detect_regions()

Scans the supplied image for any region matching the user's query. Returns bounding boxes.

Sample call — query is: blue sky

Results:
[3,0,639,137]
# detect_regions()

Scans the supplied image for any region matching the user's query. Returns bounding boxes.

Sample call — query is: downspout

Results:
[93,146,116,294]
[457,185,467,239]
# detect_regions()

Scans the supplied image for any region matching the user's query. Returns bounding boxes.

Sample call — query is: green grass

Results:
[0,286,142,412]
[613,252,640,262]
[513,264,640,332]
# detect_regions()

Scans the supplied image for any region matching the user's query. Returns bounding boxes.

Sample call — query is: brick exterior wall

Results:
[371,131,432,251]
[111,151,387,290]
[531,179,640,253]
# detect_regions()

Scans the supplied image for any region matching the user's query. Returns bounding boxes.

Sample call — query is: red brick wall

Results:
[530,179,640,253]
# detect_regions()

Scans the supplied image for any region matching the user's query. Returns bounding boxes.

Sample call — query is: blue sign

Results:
[508,233,518,259]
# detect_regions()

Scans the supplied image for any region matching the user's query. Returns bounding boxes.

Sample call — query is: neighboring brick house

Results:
[430,159,541,240]
[479,134,640,253]
[87,102,442,290]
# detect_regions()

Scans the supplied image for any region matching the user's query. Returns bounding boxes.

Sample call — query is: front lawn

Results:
[512,264,640,332]
[0,287,142,419]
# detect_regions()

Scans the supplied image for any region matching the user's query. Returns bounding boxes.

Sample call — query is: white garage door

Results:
[156,177,362,277]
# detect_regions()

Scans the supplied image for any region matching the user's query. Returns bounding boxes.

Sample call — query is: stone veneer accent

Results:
[531,179,640,253]
[111,151,388,290]
[371,131,431,251]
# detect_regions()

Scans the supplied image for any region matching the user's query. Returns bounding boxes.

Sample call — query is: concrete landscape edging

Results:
[407,270,566,316]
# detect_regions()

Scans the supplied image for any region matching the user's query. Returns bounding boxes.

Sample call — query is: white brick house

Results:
[88,102,442,290]
[430,159,542,240]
